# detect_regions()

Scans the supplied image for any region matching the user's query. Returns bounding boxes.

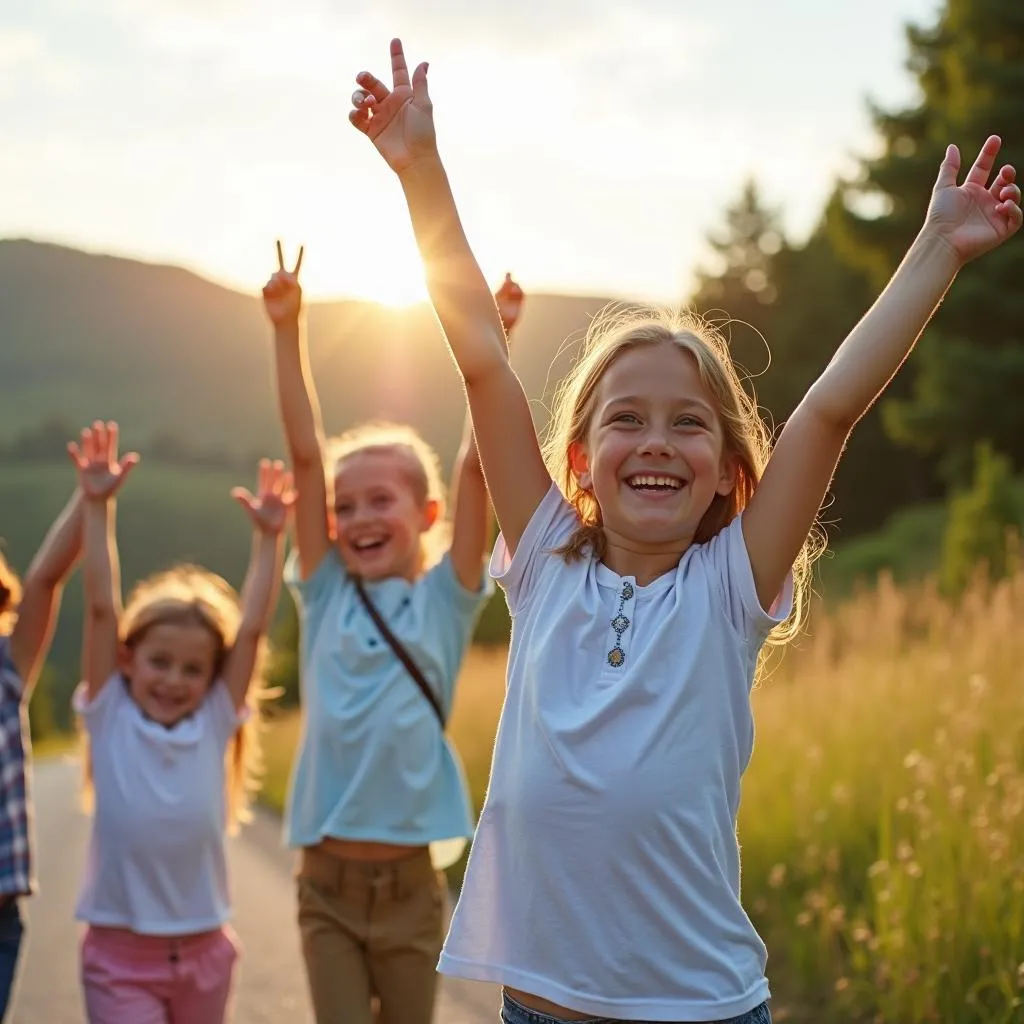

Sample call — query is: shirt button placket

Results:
[604,579,636,673]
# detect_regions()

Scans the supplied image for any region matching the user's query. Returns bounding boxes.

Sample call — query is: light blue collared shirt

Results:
[283,549,491,849]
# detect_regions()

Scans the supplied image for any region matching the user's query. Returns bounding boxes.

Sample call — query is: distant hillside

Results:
[0,239,616,467]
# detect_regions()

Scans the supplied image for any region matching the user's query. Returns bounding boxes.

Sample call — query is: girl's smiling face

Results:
[121,621,218,726]
[571,342,736,574]
[333,448,438,582]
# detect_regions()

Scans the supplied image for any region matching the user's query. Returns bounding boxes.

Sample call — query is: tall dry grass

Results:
[260,569,1024,1022]
[744,568,1024,1022]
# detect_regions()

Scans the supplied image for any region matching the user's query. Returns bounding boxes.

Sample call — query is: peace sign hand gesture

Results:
[349,39,436,175]
[925,135,1022,265]
[231,459,296,536]
[262,241,305,326]
[67,421,140,502]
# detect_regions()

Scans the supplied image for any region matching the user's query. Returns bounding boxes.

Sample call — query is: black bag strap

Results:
[352,576,446,729]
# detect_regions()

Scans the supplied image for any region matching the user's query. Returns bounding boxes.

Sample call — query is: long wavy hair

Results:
[541,306,824,647]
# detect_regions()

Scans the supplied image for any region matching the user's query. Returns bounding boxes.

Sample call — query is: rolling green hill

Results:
[0,239,613,467]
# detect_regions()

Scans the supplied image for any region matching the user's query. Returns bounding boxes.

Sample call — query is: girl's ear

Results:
[569,442,592,491]
[716,453,739,497]
[117,643,134,676]
[420,498,441,532]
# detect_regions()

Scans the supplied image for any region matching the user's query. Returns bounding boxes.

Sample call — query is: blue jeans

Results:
[500,990,772,1024]
[0,900,23,1022]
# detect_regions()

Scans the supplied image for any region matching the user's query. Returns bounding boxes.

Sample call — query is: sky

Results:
[2,0,943,306]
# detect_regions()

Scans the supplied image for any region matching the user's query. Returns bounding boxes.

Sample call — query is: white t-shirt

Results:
[439,484,793,1022]
[74,676,245,936]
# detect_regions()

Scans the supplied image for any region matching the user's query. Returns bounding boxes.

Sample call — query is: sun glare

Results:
[305,244,429,309]
[275,187,431,310]
[299,243,429,309]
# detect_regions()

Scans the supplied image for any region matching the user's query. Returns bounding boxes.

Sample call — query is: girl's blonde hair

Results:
[80,564,268,834]
[326,421,450,568]
[541,306,823,647]
[0,552,20,635]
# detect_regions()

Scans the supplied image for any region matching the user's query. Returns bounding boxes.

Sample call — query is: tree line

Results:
[690,0,1024,543]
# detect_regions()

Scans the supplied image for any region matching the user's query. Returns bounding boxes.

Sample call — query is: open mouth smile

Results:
[351,536,389,553]
[625,474,686,492]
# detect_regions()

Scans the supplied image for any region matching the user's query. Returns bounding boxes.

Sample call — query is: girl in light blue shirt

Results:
[262,243,522,1024]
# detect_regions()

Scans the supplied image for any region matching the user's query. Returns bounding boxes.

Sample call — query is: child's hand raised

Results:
[924,136,1022,264]
[262,241,304,326]
[232,459,296,535]
[67,421,139,502]
[495,273,525,334]
[349,39,436,174]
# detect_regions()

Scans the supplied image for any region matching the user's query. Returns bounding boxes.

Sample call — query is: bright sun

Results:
[278,189,431,309]
[304,243,429,308]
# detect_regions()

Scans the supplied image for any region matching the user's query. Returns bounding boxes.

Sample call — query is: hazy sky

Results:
[3,0,942,305]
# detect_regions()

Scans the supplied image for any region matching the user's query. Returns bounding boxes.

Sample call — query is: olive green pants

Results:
[296,846,445,1024]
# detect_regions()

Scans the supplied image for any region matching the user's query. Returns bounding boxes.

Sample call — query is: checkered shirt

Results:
[0,636,33,897]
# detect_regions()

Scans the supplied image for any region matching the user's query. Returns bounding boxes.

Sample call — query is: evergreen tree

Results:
[833,0,1024,482]
[691,180,787,395]
[693,184,940,535]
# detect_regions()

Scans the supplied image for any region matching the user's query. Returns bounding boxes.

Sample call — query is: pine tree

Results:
[690,180,787,410]
[693,183,939,535]
[834,0,1024,483]
[777,192,940,535]
[693,180,786,311]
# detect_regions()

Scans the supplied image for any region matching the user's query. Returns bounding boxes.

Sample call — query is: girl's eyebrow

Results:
[603,394,715,417]
[678,398,715,417]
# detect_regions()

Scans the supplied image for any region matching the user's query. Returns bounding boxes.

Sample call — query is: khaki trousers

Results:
[296,845,445,1024]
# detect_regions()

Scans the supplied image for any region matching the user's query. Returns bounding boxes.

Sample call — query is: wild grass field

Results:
[259,569,1024,1023]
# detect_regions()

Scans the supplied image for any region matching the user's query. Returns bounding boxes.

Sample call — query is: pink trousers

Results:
[80,925,240,1024]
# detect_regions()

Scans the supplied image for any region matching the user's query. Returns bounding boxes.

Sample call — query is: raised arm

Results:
[744,137,1022,608]
[9,488,84,695]
[67,422,139,700]
[448,273,526,588]
[262,243,331,579]
[350,40,550,555]
[224,460,294,711]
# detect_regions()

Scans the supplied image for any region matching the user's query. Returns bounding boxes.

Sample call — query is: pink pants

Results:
[80,925,240,1024]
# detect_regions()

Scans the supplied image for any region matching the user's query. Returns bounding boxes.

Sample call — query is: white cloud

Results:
[1,0,937,302]
[0,28,79,97]
[0,29,44,65]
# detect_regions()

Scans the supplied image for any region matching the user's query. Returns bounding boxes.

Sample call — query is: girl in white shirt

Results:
[70,422,292,1024]
[348,40,1022,1024]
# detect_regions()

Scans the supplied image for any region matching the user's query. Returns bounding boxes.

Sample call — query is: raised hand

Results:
[262,241,305,326]
[67,421,139,502]
[495,273,525,334]
[925,136,1022,264]
[349,39,436,174]
[231,459,296,535]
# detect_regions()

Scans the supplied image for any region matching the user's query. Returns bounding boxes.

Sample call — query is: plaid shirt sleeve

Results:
[0,636,34,897]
